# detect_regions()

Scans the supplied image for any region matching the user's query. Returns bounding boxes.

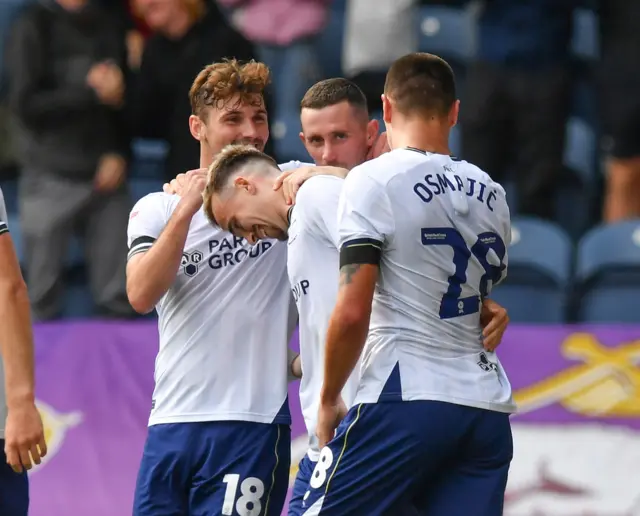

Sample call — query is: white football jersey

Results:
[287,176,360,461]
[127,162,304,427]
[0,187,8,437]
[338,148,516,413]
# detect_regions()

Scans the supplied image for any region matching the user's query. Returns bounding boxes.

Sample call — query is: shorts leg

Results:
[189,422,291,516]
[418,410,513,516]
[302,402,452,516]
[132,424,191,516]
[0,441,29,516]
[288,454,317,516]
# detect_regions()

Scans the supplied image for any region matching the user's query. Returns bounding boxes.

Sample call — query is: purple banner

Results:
[26,323,640,516]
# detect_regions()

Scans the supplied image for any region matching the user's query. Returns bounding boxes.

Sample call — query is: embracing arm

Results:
[321,261,378,403]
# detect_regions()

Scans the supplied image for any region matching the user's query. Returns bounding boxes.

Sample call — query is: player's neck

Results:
[390,120,451,156]
[200,147,213,169]
[278,192,292,229]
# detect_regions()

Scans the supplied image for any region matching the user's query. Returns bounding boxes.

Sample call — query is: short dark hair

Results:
[203,144,278,225]
[384,53,456,117]
[300,78,368,114]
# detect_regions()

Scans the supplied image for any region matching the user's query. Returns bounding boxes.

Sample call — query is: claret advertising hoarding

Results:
[26,323,640,516]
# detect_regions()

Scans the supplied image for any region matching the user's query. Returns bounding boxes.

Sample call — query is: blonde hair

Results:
[202,144,278,226]
[189,59,271,118]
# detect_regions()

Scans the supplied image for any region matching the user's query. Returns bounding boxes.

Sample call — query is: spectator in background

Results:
[0,0,35,183]
[461,0,576,220]
[7,0,133,321]
[128,0,259,181]
[217,0,329,115]
[599,0,640,222]
[342,0,418,113]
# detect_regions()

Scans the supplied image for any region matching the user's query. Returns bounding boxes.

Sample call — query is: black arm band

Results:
[340,238,382,267]
[127,235,157,260]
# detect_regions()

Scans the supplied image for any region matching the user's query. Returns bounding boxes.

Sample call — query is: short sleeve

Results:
[0,188,9,236]
[337,166,395,251]
[127,193,171,260]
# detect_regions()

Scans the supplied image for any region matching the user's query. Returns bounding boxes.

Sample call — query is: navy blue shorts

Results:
[0,440,29,516]
[301,401,513,516]
[133,421,291,516]
[288,453,316,516]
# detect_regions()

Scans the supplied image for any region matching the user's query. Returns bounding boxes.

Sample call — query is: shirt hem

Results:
[358,392,517,414]
[148,412,291,427]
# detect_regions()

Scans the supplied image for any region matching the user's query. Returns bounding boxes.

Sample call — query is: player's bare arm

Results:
[318,261,378,446]
[273,165,349,205]
[127,173,206,313]
[0,230,47,472]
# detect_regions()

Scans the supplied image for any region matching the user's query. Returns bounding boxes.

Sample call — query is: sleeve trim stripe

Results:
[128,242,153,255]
[341,237,382,251]
[127,247,151,260]
[0,225,8,236]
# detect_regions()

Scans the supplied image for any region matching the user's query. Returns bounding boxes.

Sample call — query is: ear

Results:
[449,99,460,128]
[381,94,392,124]
[299,131,305,145]
[233,176,255,194]
[366,119,379,143]
[189,115,204,142]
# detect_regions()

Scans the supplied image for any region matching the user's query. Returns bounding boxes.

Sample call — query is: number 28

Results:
[421,228,506,319]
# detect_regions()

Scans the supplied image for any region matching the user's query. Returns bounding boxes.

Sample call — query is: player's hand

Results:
[176,168,207,217]
[480,298,509,352]
[94,153,126,193]
[4,401,47,473]
[272,167,314,205]
[366,131,390,161]
[163,168,206,196]
[316,397,348,448]
[273,166,348,205]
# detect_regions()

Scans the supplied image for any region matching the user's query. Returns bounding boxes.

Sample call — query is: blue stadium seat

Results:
[271,112,309,163]
[315,0,346,77]
[61,281,95,319]
[416,6,476,63]
[130,139,168,179]
[490,217,573,323]
[575,220,640,323]
[130,178,164,204]
[571,8,599,61]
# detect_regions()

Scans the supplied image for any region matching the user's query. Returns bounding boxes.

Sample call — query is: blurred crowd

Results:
[0,0,637,320]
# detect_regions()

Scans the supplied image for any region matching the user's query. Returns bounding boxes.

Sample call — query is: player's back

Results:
[340,148,515,413]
